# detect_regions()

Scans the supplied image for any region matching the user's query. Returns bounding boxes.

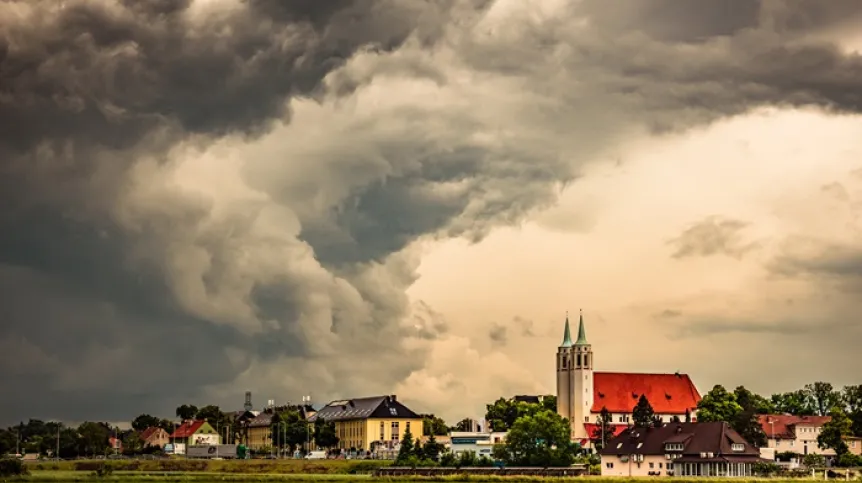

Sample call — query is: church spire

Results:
[575,309,588,345]
[560,312,573,348]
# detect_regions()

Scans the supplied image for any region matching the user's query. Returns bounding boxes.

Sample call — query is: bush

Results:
[0,458,28,477]
[752,461,781,477]
[92,462,113,478]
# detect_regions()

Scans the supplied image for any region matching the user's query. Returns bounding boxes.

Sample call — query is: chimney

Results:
[390,395,397,402]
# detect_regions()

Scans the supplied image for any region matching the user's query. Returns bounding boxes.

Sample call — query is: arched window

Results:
[577,353,582,367]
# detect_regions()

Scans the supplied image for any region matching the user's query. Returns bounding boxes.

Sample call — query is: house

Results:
[170,420,220,454]
[759,415,834,457]
[246,412,274,451]
[449,431,507,459]
[140,427,170,448]
[848,437,862,456]
[307,394,423,453]
[556,311,702,446]
[108,437,122,453]
[601,422,765,477]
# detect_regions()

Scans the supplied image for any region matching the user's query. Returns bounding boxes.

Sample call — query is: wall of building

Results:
[247,426,270,450]
[601,455,670,477]
[449,432,507,459]
[307,417,423,452]
[766,424,836,457]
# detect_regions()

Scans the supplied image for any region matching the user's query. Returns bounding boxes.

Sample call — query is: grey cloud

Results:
[488,324,507,344]
[655,309,683,319]
[668,217,757,259]
[770,243,862,287]
[513,316,535,337]
[3,0,862,425]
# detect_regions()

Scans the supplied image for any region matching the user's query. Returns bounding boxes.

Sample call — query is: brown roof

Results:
[759,414,831,440]
[601,422,761,460]
[139,427,165,442]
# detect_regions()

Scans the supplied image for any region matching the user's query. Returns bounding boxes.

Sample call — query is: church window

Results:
[562,356,567,369]
[576,354,582,367]
[585,416,589,422]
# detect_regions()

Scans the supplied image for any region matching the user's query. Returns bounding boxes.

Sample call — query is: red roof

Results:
[139,427,164,441]
[592,372,701,414]
[759,414,831,440]
[583,423,628,439]
[171,420,206,438]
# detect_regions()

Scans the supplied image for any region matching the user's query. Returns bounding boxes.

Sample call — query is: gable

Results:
[310,395,422,422]
[592,372,701,414]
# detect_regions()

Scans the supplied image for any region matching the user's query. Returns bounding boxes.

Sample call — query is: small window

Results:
[585,416,589,423]
[606,462,614,469]
[649,462,654,469]
[732,443,745,452]
[637,442,643,449]
[616,443,623,449]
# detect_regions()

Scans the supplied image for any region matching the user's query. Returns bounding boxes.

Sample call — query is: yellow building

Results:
[308,395,423,452]
[246,412,274,450]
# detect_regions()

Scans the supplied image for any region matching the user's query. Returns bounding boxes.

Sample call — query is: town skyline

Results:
[2,0,862,427]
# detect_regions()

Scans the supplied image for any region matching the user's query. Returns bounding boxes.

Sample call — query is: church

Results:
[556,311,702,446]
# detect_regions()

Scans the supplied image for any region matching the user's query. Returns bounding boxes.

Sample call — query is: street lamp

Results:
[56,423,60,462]
[302,395,312,455]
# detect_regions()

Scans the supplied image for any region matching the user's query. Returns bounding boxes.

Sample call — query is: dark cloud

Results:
[2,0,862,426]
[488,324,507,344]
[668,217,757,259]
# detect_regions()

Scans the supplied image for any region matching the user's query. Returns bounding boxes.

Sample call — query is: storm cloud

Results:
[2,0,862,424]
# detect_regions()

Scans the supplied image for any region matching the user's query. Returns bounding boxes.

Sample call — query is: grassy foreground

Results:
[25,459,387,475]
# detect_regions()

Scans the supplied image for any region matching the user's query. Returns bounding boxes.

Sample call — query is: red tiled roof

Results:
[759,414,831,440]
[140,427,158,441]
[592,372,701,414]
[171,420,206,438]
[584,423,628,439]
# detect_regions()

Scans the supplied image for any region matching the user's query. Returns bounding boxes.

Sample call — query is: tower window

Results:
[577,354,582,367]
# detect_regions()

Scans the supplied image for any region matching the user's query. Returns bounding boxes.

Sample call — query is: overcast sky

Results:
[2,0,862,427]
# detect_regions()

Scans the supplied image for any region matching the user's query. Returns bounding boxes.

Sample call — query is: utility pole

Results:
[56,423,60,461]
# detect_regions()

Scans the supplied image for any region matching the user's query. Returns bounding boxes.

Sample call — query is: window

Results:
[391,422,399,441]
[732,443,745,452]
[585,416,589,423]
[649,462,654,469]
[406,422,411,434]
[379,422,384,441]
[616,443,623,449]
[606,462,614,469]
[659,463,663,469]
[665,443,684,451]
[637,443,643,449]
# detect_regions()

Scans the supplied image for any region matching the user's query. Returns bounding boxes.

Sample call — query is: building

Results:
[848,437,862,456]
[759,414,834,456]
[170,420,220,454]
[449,431,507,459]
[307,395,423,452]
[556,312,701,444]
[246,412,274,451]
[601,422,765,477]
[140,427,170,448]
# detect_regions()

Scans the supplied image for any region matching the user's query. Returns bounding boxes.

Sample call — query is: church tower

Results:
[556,313,574,424]
[570,310,593,440]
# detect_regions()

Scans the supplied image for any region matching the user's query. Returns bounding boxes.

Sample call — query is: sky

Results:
[1,0,862,427]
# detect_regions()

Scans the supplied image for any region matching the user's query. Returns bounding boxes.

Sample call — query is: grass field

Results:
[24,459,388,475]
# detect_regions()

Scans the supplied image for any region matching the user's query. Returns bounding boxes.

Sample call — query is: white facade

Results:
[763,416,835,457]
[449,431,507,459]
[601,454,672,477]
[556,312,592,441]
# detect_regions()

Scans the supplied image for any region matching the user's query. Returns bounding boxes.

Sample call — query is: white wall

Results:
[601,455,671,477]
[449,432,507,459]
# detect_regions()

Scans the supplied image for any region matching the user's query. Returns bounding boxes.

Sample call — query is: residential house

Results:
[140,427,170,448]
[170,420,220,454]
[848,437,862,456]
[556,313,701,446]
[601,422,765,477]
[246,413,274,451]
[759,415,834,457]
[307,395,423,453]
[108,437,122,454]
[449,431,507,459]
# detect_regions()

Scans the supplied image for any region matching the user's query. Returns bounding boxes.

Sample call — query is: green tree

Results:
[591,407,614,450]
[817,406,852,456]
[495,410,576,467]
[197,405,230,435]
[412,437,422,457]
[423,433,442,461]
[421,414,449,436]
[0,429,17,455]
[131,414,160,432]
[697,385,743,423]
[632,395,655,428]
[175,404,199,421]
[122,431,143,455]
[805,382,842,417]
[77,422,110,456]
[842,385,862,437]
[312,418,338,450]
[734,386,775,414]
[280,410,309,452]
[684,409,691,423]
[158,419,176,434]
[771,390,815,416]
[732,409,766,448]
[396,429,415,464]
[541,395,557,413]
[453,418,473,431]
[485,398,544,432]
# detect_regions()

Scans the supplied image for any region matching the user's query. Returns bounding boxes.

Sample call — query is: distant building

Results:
[512,395,545,405]
[170,420,220,454]
[556,312,701,445]
[140,427,170,448]
[449,431,507,459]
[759,414,834,457]
[601,422,765,477]
[308,395,423,453]
[246,413,274,451]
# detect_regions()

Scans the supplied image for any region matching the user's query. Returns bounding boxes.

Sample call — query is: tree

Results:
[485,398,544,432]
[77,422,110,456]
[732,409,766,448]
[696,385,743,423]
[412,437,423,457]
[197,405,230,434]
[396,429,415,464]
[175,404,198,421]
[0,430,16,456]
[632,395,655,428]
[122,431,143,455]
[734,386,775,414]
[453,419,473,432]
[131,414,160,432]
[423,434,442,461]
[818,406,852,456]
[541,395,557,413]
[771,390,815,416]
[684,409,691,423]
[312,418,338,450]
[158,419,176,433]
[670,415,681,423]
[495,410,577,467]
[591,407,614,451]
[805,382,842,417]
[281,410,309,452]
[421,414,449,436]
[842,385,862,437]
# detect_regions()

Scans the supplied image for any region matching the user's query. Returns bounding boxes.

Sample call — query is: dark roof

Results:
[247,412,274,428]
[308,395,421,422]
[512,395,542,404]
[592,372,701,414]
[139,427,166,441]
[601,422,761,459]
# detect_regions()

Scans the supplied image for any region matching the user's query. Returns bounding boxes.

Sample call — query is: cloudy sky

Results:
[2,0,862,427]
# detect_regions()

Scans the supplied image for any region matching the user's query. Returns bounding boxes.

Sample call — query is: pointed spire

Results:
[560,311,573,348]
[575,308,588,345]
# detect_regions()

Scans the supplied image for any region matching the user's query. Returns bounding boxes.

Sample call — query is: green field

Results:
[24,459,387,475]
